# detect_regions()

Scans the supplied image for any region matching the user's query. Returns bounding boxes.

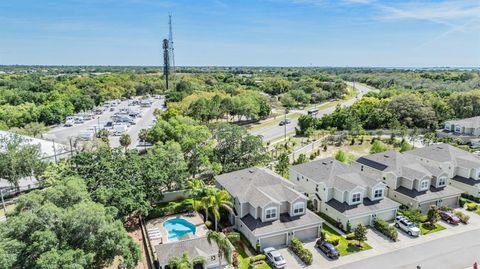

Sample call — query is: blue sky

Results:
[0,0,479,66]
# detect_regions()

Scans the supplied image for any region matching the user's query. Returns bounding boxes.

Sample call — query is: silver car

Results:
[263,247,286,268]
[395,216,421,236]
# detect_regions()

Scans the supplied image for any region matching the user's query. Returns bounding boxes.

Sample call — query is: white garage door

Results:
[376,209,397,222]
[349,215,371,228]
[260,233,287,249]
[293,227,319,242]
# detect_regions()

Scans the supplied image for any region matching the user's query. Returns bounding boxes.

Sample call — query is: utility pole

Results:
[168,14,175,74]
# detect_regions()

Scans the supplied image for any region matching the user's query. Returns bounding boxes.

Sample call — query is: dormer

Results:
[347,186,365,206]
[416,177,431,192]
[369,183,385,201]
[262,202,280,222]
[435,174,448,188]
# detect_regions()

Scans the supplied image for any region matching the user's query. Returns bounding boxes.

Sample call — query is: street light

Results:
[284,108,288,142]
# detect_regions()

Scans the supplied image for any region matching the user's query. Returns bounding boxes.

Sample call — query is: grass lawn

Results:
[248,112,302,132]
[420,223,446,235]
[0,204,15,217]
[322,224,372,256]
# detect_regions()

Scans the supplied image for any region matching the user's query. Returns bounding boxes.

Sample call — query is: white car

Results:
[395,216,421,236]
[263,247,286,268]
[64,117,75,127]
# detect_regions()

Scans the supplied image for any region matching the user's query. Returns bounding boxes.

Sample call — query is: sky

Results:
[0,0,479,67]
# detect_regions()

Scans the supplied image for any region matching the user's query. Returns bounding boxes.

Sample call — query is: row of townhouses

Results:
[214,143,480,249]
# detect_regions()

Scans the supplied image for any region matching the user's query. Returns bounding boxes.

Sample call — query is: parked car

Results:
[439,211,461,225]
[316,240,339,259]
[64,117,75,127]
[278,119,291,126]
[74,116,84,124]
[395,216,421,236]
[78,130,94,141]
[263,247,286,269]
[113,124,128,136]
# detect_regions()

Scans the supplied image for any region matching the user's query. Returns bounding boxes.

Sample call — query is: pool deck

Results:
[145,212,208,250]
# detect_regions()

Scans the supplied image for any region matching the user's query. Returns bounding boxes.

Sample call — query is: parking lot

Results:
[44,96,165,149]
[277,208,480,269]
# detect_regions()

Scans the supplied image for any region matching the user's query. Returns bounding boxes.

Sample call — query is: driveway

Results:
[277,209,480,269]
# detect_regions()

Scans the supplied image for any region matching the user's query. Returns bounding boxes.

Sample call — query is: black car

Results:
[278,119,291,126]
[316,240,340,259]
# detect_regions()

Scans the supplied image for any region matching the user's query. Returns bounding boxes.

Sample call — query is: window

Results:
[438,177,446,187]
[352,193,361,203]
[374,189,383,199]
[265,207,277,220]
[293,202,305,215]
[420,180,429,191]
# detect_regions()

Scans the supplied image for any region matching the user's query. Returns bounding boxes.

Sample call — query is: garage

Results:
[348,215,371,228]
[293,226,319,242]
[375,209,397,222]
[259,233,287,248]
[419,196,459,213]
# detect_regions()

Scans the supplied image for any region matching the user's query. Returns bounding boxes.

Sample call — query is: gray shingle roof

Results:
[326,197,400,217]
[357,150,445,179]
[406,143,480,169]
[240,210,323,236]
[395,185,463,202]
[155,236,219,266]
[215,167,304,208]
[290,158,380,191]
[452,175,480,186]
[446,116,480,128]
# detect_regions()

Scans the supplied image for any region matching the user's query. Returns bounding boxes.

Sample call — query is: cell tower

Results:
[168,14,175,74]
[163,39,170,90]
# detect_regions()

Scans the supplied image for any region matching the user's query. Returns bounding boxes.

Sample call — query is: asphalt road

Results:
[333,228,480,269]
[250,82,371,143]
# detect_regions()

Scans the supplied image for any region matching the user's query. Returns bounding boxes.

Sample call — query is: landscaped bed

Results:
[322,224,371,256]
[231,233,272,269]
[420,223,446,235]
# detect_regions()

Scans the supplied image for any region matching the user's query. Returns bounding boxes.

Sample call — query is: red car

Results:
[439,211,460,224]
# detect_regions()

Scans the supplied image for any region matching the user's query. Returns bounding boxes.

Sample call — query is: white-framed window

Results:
[455,126,462,133]
[293,202,305,215]
[265,207,277,220]
[420,180,430,191]
[438,176,447,187]
[373,189,383,199]
[352,192,361,203]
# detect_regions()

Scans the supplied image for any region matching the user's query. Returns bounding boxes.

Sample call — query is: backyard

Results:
[231,235,272,269]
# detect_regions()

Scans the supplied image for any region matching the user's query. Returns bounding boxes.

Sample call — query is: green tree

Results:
[209,188,234,231]
[0,134,45,190]
[275,153,290,178]
[0,177,140,268]
[353,224,368,247]
[119,133,132,152]
[427,205,440,228]
[188,179,206,212]
[399,139,413,152]
[207,231,239,269]
[334,150,348,163]
[370,140,388,154]
[168,252,192,269]
[293,153,307,165]
[23,122,48,138]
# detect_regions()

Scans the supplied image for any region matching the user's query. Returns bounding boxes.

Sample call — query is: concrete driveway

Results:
[277,209,480,269]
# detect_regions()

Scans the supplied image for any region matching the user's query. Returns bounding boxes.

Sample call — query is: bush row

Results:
[290,237,313,265]
[373,219,398,241]
[461,193,480,203]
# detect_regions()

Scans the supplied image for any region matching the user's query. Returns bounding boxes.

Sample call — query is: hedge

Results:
[373,219,398,241]
[250,254,266,263]
[454,211,470,224]
[466,203,478,211]
[461,193,480,203]
[290,237,313,265]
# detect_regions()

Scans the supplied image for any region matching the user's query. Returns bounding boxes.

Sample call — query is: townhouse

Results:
[405,143,480,198]
[444,116,480,136]
[215,167,323,249]
[290,158,400,230]
[353,150,463,213]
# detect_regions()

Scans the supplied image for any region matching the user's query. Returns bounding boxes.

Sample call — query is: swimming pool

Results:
[163,218,197,241]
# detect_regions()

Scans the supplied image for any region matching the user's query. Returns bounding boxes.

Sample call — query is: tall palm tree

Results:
[210,189,234,231]
[207,231,239,269]
[201,187,215,223]
[188,179,205,211]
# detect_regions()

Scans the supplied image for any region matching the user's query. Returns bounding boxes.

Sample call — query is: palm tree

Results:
[201,187,215,223]
[119,133,132,152]
[168,252,191,269]
[207,231,239,269]
[188,179,205,212]
[138,128,149,151]
[210,189,234,231]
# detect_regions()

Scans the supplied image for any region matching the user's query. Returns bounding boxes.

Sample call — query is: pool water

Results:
[163,218,197,241]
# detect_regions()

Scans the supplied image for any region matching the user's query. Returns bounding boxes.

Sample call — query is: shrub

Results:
[326,236,340,246]
[346,222,352,233]
[373,219,398,241]
[320,231,326,241]
[466,203,478,211]
[461,193,480,203]
[290,237,313,265]
[205,220,213,229]
[345,233,355,240]
[459,198,466,208]
[399,208,427,224]
[250,254,265,263]
[439,205,453,212]
[454,211,470,224]
[255,243,261,253]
